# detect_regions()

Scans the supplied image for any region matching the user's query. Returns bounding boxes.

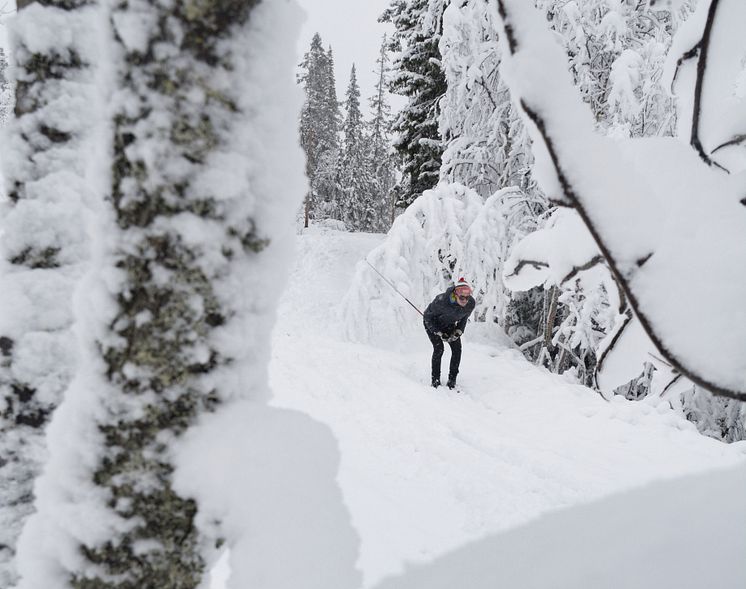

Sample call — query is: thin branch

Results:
[690,0,727,171]
[560,254,604,286]
[711,133,746,154]
[504,258,549,279]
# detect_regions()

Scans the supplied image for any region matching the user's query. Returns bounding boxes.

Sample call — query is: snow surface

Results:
[214,227,744,588]
[374,462,746,589]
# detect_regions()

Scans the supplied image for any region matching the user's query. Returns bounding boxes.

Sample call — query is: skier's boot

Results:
[447,375,457,390]
[431,376,441,388]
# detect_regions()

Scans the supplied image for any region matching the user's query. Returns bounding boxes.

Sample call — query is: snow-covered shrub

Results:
[343,183,548,346]
[461,187,545,328]
[343,183,483,343]
[503,208,620,385]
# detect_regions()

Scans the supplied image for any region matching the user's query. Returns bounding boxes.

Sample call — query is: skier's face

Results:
[455,288,471,307]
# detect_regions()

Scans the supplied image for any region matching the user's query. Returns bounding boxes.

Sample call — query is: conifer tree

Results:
[382,0,447,209]
[298,35,342,225]
[339,65,377,231]
[367,35,397,229]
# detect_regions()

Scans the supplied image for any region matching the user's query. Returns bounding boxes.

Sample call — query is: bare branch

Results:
[504,258,549,279]
[560,254,604,286]
[711,133,746,154]
[690,0,729,171]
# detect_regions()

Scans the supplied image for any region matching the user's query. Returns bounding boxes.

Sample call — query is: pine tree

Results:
[339,65,377,231]
[0,0,96,583]
[382,0,447,209]
[298,35,342,225]
[367,35,397,229]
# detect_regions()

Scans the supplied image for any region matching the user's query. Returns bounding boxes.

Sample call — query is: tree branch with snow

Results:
[494,0,746,400]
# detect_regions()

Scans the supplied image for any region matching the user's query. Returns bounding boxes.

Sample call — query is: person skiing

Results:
[423,277,475,389]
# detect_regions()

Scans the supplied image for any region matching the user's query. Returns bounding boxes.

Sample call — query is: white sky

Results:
[295,0,402,112]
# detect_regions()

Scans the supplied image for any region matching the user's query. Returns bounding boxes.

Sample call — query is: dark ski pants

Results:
[426,329,461,382]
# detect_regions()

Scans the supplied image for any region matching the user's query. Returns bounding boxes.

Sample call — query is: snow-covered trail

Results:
[268,228,744,587]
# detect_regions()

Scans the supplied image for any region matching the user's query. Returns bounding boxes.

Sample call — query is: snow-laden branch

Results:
[493,0,746,399]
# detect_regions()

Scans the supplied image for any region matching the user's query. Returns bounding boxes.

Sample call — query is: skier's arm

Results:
[455,299,475,333]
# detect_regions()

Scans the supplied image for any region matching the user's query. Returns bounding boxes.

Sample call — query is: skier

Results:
[423,278,475,389]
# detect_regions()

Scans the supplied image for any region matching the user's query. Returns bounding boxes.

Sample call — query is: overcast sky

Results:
[295,0,401,111]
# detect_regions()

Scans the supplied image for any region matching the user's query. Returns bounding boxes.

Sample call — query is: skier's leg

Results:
[426,329,444,386]
[447,339,462,388]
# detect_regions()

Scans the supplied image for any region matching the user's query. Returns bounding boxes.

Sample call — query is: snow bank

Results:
[174,402,361,589]
[373,460,746,589]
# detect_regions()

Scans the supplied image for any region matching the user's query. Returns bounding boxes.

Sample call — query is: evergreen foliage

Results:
[382,0,447,209]
[298,34,342,225]
[367,35,397,228]
[298,34,397,232]
[339,65,378,231]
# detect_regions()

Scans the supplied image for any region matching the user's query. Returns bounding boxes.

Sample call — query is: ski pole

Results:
[365,259,424,317]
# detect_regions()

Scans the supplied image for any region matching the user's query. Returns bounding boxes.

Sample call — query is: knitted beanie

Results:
[454,277,472,293]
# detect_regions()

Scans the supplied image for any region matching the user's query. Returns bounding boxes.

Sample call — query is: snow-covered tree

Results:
[536,0,684,138]
[382,0,448,209]
[0,0,98,583]
[299,34,342,225]
[339,65,379,232]
[12,2,362,588]
[343,183,484,342]
[367,35,397,229]
[493,0,746,401]
[439,0,537,197]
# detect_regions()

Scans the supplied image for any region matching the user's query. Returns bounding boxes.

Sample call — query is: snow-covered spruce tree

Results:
[367,35,397,229]
[0,0,100,583]
[299,34,342,225]
[339,65,378,232]
[382,0,447,209]
[12,1,362,588]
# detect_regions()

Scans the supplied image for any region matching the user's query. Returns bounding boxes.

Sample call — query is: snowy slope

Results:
[261,227,746,587]
[209,227,745,588]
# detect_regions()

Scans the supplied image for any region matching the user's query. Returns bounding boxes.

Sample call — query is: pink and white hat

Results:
[454,277,472,296]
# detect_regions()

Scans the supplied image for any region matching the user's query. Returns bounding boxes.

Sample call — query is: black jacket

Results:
[423,286,476,335]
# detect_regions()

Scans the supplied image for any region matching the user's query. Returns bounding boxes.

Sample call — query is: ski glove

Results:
[444,329,463,342]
